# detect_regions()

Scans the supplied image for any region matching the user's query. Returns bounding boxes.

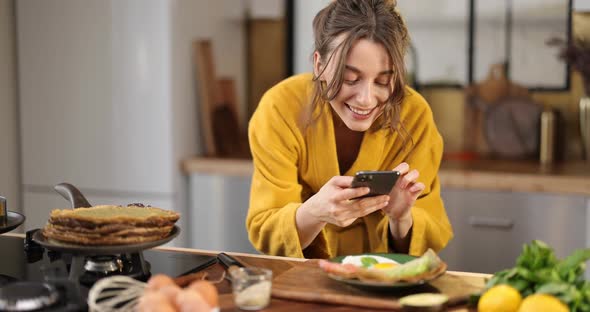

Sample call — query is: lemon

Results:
[478,284,522,312]
[518,294,569,312]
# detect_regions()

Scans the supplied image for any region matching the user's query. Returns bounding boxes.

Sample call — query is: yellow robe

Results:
[247,73,453,259]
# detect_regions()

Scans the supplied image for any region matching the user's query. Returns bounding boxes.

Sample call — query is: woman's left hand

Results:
[382,162,425,221]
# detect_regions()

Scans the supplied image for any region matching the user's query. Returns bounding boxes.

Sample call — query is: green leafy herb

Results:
[360,256,378,268]
[483,240,590,311]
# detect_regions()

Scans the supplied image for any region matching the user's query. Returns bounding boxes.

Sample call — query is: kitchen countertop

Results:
[161,245,487,311]
[182,157,590,196]
[5,232,486,311]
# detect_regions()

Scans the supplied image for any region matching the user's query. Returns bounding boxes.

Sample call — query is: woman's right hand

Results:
[303,176,390,227]
[296,176,390,249]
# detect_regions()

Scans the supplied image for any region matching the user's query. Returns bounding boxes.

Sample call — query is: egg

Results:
[372,262,398,270]
[188,280,219,308]
[159,284,182,303]
[146,274,177,291]
[137,291,177,312]
[341,255,398,269]
[176,289,212,312]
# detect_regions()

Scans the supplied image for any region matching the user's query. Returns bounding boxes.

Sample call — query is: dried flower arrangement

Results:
[548,37,590,95]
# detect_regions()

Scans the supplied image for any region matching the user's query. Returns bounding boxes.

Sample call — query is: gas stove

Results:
[0,232,217,311]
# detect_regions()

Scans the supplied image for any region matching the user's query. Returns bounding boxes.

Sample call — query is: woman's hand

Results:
[295,176,389,249]
[382,162,425,221]
[296,176,389,249]
[304,176,390,227]
[297,176,389,227]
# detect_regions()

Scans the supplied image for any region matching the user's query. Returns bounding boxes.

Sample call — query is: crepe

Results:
[356,249,447,283]
[44,231,168,245]
[319,249,447,284]
[49,205,180,227]
[45,223,175,237]
[42,205,180,245]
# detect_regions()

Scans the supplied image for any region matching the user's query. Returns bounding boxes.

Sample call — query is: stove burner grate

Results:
[75,253,151,287]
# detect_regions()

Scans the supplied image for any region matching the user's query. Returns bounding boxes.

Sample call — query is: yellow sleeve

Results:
[390,90,453,256]
[246,90,329,258]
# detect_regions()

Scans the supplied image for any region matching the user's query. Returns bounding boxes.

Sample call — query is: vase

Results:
[581,96,590,161]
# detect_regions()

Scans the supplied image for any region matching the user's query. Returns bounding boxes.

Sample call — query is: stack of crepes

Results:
[43,205,180,245]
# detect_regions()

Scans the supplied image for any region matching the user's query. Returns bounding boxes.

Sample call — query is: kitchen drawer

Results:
[439,189,587,274]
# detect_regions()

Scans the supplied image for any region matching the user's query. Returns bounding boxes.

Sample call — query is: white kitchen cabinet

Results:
[187,173,258,254]
[439,189,589,274]
[186,166,590,267]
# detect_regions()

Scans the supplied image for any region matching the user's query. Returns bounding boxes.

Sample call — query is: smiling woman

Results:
[246,0,453,259]
[316,39,392,130]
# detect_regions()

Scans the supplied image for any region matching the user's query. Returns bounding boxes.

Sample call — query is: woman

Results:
[246,0,452,259]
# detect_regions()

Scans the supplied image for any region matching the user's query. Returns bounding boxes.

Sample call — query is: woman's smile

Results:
[345,103,378,119]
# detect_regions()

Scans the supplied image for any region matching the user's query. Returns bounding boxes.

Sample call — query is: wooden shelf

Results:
[182,157,590,196]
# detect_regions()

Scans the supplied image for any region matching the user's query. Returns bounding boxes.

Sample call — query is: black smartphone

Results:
[351,170,400,198]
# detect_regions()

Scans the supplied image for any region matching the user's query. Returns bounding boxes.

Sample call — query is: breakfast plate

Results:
[326,253,446,291]
[32,225,180,255]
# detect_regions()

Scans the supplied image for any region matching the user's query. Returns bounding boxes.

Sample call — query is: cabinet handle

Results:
[468,216,514,230]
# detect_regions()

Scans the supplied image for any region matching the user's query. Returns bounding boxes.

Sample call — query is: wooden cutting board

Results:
[270,260,486,310]
[463,63,531,158]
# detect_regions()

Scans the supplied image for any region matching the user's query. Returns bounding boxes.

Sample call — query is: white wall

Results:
[17,0,175,194]
[574,0,590,11]
[0,0,20,215]
[293,0,330,74]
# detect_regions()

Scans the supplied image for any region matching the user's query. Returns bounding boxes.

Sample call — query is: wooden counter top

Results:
[182,157,590,196]
[4,232,485,311]
[439,159,590,196]
[156,246,487,311]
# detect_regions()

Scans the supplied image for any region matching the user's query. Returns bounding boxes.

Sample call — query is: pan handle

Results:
[54,183,92,208]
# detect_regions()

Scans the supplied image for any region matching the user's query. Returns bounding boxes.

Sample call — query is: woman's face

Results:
[315,38,392,132]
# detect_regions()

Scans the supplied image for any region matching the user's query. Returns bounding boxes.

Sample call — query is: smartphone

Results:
[351,170,400,198]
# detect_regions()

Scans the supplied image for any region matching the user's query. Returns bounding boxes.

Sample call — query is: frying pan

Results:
[32,183,180,255]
